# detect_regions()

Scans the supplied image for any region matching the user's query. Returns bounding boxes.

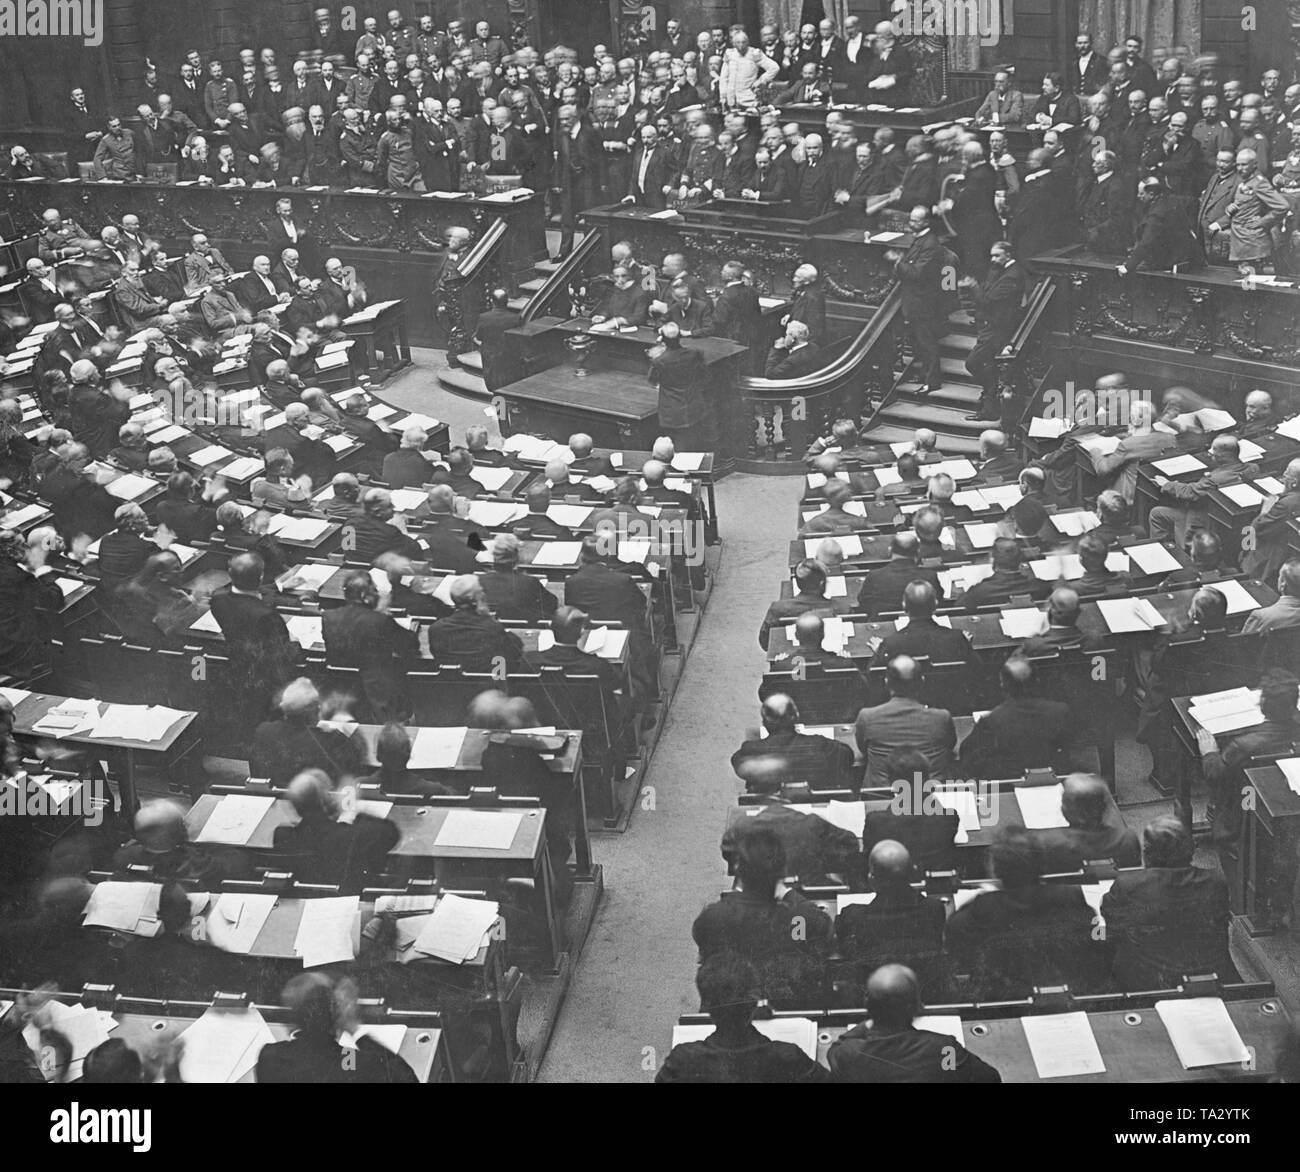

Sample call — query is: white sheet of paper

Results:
[83,881,158,933]
[1276,759,1300,796]
[836,893,877,911]
[1077,434,1120,459]
[412,893,499,962]
[1152,454,1205,476]
[339,1024,406,1054]
[189,444,232,467]
[546,504,590,528]
[963,522,1002,548]
[1080,879,1114,916]
[895,613,952,630]
[407,725,468,770]
[178,1007,275,1084]
[1052,510,1100,536]
[1219,483,1264,509]
[0,686,29,708]
[1213,578,1260,615]
[1015,783,1069,829]
[1028,417,1069,439]
[1125,543,1182,575]
[285,615,323,649]
[435,808,522,851]
[914,1015,965,1047]
[1021,1012,1106,1078]
[467,465,514,491]
[466,500,526,527]
[294,896,359,968]
[999,608,1048,639]
[672,1017,818,1058]
[194,794,275,845]
[205,892,278,954]
[529,541,585,566]
[935,789,982,835]
[1155,998,1250,1069]
[104,473,156,501]
[278,562,337,592]
[1096,596,1165,633]
[809,799,866,836]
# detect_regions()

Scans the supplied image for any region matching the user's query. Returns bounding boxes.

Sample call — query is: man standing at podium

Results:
[864,22,913,109]
[648,321,709,450]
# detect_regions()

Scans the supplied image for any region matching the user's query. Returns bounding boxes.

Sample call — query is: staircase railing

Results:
[737,285,904,471]
[520,229,606,325]
[435,215,509,362]
[992,277,1057,433]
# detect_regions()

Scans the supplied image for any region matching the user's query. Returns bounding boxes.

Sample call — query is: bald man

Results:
[1241,389,1276,439]
[1148,433,1261,545]
[853,532,943,618]
[722,754,859,883]
[1027,773,1142,872]
[959,656,1079,778]
[759,558,837,650]
[114,798,252,883]
[798,479,872,537]
[836,842,946,991]
[869,580,974,667]
[828,963,1000,1082]
[768,611,860,675]
[731,694,856,791]
[854,656,956,788]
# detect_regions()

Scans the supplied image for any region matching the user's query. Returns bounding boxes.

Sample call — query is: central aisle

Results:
[538,473,800,1083]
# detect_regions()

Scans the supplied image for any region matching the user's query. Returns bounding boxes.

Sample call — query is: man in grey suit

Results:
[853,655,956,788]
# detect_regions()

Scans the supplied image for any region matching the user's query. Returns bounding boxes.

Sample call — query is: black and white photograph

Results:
[0,0,1298,1132]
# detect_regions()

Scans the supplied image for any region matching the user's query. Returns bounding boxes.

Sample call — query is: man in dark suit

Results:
[764,320,821,379]
[524,604,622,697]
[519,483,576,539]
[889,207,947,393]
[723,755,859,883]
[321,571,419,723]
[1067,33,1108,96]
[855,656,956,788]
[836,841,947,991]
[870,581,975,669]
[647,322,708,449]
[961,537,1051,610]
[209,552,301,725]
[962,241,1025,422]
[744,146,791,202]
[712,261,763,370]
[767,612,861,676]
[427,575,524,669]
[759,559,837,651]
[1100,816,1235,990]
[592,266,652,327]
[1009,148,1062,262]
[862,23,913,108]
[732,693,857,792]
[664,282,714,337]
[553,103,601,258]
[1122,176,1202,273]
[478,533,557,622]
[793,133,832,218]
[348,489,426,563]
[945,826,1099,999]
[855,533,942,618]
[1031,773,1142,873]
[828,963,1000,1082]
[863,747,961,872]
[959,655,1079,778]
[1243,458,1300,587]
[1078,150,1135,255]
[474,287,523,392]
[786,264,827,344]
[564,535,655,698]
[624,126,678,208]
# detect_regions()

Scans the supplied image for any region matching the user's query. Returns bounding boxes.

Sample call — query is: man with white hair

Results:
[380,424,433,489]
[793,133,831,218]
[1092,399,1178,502]
[1241,389,1276,438]
[972,429,1023,485]
[1243,458,1300,585]
[765,319,819,378]
[427,575,525,668]
[864,21,913,108]
[479,533,558,622]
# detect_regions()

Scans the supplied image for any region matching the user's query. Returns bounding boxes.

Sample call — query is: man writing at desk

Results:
[591,265,651,328]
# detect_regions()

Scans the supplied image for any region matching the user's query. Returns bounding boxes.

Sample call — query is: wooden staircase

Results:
[860,306,991,457]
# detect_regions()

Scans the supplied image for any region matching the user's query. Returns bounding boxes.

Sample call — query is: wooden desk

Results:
[186,795,565,970]
[1242,763,1300,934]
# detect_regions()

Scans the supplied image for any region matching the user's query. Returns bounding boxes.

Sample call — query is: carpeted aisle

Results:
[537,473,799,1083]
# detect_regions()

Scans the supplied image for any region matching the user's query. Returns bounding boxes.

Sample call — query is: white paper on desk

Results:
[339,1024,406,1054]
[913,1014,965,1047]
[54,576,82,598]
[1152,454,1206,476]
[618,539,653,566]
[408,725,468,770]
[1155,998,1250,1069]
[179,1007,275,1083]
[1275,413,1300,441]
[1015,783,1069,829]
[813,799,866,837]
[1214,577,1261,615]
[435,808,522,851]
[1078,434,1121,459]
[1052,510,1100,536]
[530,541,584,566]
[1021,1012,1106,1078]
[919,459,977,482]
[188,444,232,468]
[1190,686,1258,715]
[295,896,359,968]
[869,231,905,243]
[266,515,331,542]
[323,433,352,453]
[895,613,952,630]
[1096,596,1166,634]
[285,615,323,650]
[935,789,982,840]
[963,522,1001,549]
[951,885,992,909]
[1256,475,1286,494]
[999,608,1048,639]
[205,892,277,954]
[367,403,397,421]
[1029,416,1070,439]
[836,892,877,911]
[276,562,337,593]
[952,488,987,510]
[670,452,704,472]
[1126,543,1182,575]
[23,1001,111,1081]
[671,1017,818,1058]
[1275,758,1300,796]
[467,465,513,491]
[194,794,275,845]
[938,563,995,596]
[1219,483,1265,509]
[149,424,188,444]
[1080,879,1114,916]
[2,503,47,527]
[413,893,499,962]
[222,456,264,480]
[466,500,526,527]
[1237,438,1266,463]
[805,535,862,557]
[104,473,155,501]
[820,616,850,654]
[83,881,158,932]
[85,703,151,741]
[541,503,587,529]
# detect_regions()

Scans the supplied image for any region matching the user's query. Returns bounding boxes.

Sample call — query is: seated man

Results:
[256,971,417,1083]
[364,722,454,798]
[961,537,1051,610]
[972,429,1022,484]
[768,611,859,673]
[464,425,509,468]
[1158,530,1237,589]
[1018,585,1105,654]
[1091,488,1148,546]
[836,841,946,994]
[722,754,860,883]
[758,558,837,650]
[271,769,400,890]
[869,580,975,668]
[592,264,652,327]
[656,953,829,1083]
[854,656,956,788]
[798,479,870,537]
[854,532,942,618]
[1031,773,1141,872]
[250,678,363,786]
[113,798,251,884]
[731,693,856,791]
[519,483,574,539]
[381,425,435,489]
[959,655,1078,777]
[427,574,524,669]
[764,319,820,378]
[975,69,1025,127]
[525,604,622,695]
[1243,557,1300,634]
[1068,532,1129,597]
[478,532,558,622]
[945,826,1098,999]
[321,571,420,723]
[1100,815,1235,991]
[566,432,614,478]
[862,748,960,872]
[692,826,833,1008]
[349,488,426,563]
[827,963,1001,1083]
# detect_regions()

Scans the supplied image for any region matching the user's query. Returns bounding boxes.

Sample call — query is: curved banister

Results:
[1004,277,1055,356]
[520,229,605,324]
[453,216,509,281]
[739,284,901,397]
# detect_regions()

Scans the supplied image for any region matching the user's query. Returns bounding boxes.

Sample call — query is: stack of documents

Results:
[1187,687,1263,735]
[409,893,500,963]
[86,704,185,742]
[23,1000,114,1082]
[1154,998,1249,1068]
[294,896,359,968]
[178,1006,276,1083]
[1028,417,1070,439]
[465,500,526,527]
[265,514,332,542]
[999,608,1048,639]
[83,881,163,936]
[1051,510,1100,536]
[31,697,100,738]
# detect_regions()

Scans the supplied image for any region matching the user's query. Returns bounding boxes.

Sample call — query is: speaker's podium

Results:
[503,316,748,472]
